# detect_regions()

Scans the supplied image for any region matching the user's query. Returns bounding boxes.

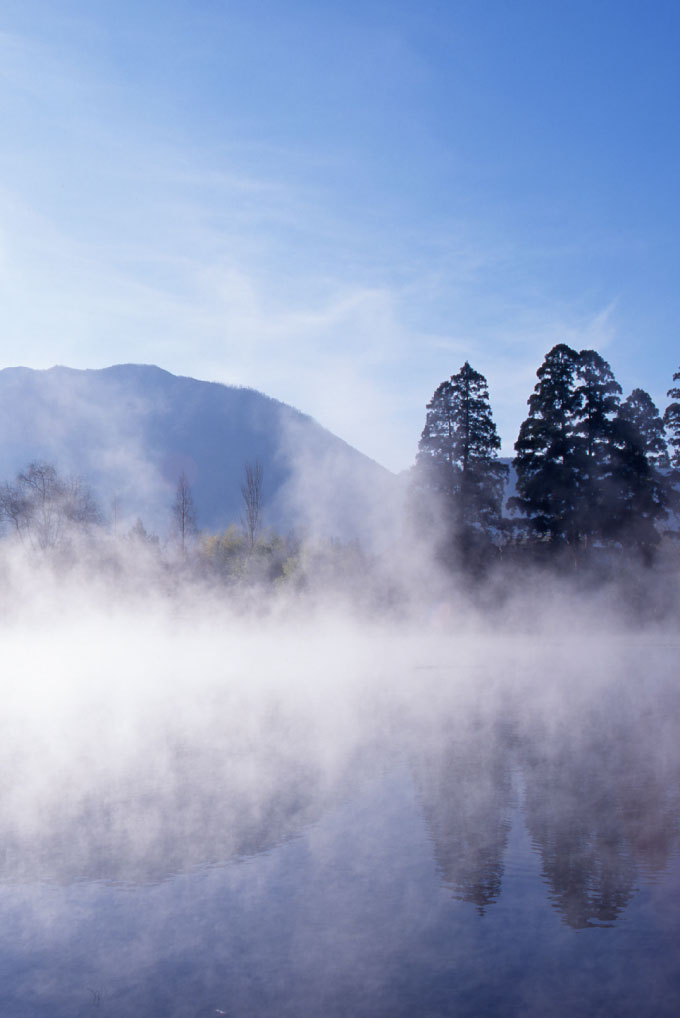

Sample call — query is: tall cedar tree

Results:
[573,349,622,543]
[417,362,507,564]
[664,366,680,469]
[609,389,671,553]
[512,346,624,547]
[618,389,669,469]
[513,347,671,553]
[511,344,582,544]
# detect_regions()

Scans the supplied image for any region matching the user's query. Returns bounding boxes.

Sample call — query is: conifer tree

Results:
[416,362,507,564]
[511,344,582,544]
[512,346,629,549]
[618,389,669,470]
[664,366,680,468]
[575,350,622,466]
[609,389,671,553]
[416,377,457,496]
[572,349,622,542]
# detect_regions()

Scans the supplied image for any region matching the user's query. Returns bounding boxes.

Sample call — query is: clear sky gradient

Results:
[1,0,678,470]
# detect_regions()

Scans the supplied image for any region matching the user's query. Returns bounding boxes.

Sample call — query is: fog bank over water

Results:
[0,544,679,1016]
[1,547,678,871]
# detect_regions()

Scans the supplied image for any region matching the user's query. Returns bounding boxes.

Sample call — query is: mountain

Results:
[0,365,399,541]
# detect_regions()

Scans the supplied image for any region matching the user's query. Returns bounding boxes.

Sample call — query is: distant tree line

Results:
[0,456,314,594]
[415,347,680,569]
[2,352,679,597]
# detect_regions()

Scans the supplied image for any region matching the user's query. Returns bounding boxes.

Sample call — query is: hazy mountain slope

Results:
[0,365,399,540]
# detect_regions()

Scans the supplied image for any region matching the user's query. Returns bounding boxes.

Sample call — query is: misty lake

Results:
[0,620,678,1018]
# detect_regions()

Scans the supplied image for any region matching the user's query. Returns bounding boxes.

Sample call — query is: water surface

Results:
[0,628,677,1017]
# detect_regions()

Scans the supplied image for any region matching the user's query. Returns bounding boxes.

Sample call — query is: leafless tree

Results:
[0,480,32,540]
[111,495,121,538]
[172,471,198,552]
[241,460,263,549]
[0,461,101,549]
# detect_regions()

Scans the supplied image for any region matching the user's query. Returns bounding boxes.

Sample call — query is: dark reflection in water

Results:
[0,636,678,1017]
[413,713,513,913]
[410,655,680,934]
[523,737,639,928]
[520,672,680,930]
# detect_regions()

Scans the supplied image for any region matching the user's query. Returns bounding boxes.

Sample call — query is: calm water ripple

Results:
[0,635,677,1017]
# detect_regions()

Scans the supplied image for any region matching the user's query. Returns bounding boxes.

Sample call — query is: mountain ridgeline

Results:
[1,352,679,598]
[0,364,397,542]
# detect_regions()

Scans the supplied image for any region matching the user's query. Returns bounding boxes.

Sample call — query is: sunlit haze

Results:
[1,1,679,468]
[0,5,679,1017]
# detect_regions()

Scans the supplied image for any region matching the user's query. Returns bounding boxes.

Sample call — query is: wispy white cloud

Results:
[0,21,635,471]
[0,157,624,469]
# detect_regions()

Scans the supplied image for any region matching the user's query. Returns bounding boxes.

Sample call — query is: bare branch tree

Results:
[0,480,33,540]
[0,461,101,549]
[172,471,198,552]
[241,460,263,549]
[111,495,121,538]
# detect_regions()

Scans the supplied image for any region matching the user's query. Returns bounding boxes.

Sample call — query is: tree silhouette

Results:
[0,461,100,550]
[510,344,582,545]
[609,389,671,555]
[241,460,263,549]
[573,350,622,543]
[619,388,670,469]
[664,366,680,469]
[511,346,636,551]
[416,362,507,567]
[172,471,198,552]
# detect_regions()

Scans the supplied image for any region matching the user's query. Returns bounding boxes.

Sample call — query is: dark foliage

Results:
[510,344,583,545]
[415,363,507,568]
[607,389,672,556]
[664,366,680,470]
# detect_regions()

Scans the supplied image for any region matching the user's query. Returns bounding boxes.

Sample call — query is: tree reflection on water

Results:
[410,653,680,929]
[0,629,678,1016]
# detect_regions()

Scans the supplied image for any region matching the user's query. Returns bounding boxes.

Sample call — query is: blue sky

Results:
[0,0,678,470]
